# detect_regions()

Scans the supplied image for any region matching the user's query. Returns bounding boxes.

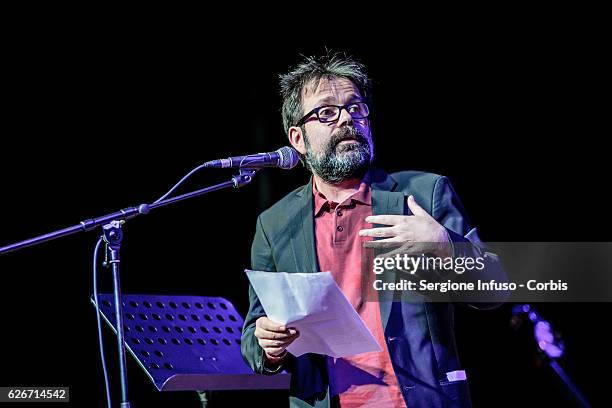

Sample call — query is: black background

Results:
[1,24,609,408]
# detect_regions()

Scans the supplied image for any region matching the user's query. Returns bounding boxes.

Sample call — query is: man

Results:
[241,52,492,408]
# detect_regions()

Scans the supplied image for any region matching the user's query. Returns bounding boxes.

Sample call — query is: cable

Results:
[92,160,212,405]
[93,237,112,408]
[153,163,208,204]
[90,161,206,406]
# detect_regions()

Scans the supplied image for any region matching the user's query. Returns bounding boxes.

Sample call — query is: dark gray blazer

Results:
[241,168,488,408]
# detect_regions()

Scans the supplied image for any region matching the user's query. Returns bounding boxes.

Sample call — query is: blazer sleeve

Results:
[431,175,473,240]
[240,215,294,374]
[431,176,507,309]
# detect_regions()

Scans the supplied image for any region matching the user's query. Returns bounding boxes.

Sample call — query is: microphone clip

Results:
[232,168,259,188]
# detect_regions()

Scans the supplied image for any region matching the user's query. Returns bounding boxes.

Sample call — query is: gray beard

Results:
[304,127,373,184]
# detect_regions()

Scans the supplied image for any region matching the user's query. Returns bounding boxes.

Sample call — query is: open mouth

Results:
[336,138,358,146]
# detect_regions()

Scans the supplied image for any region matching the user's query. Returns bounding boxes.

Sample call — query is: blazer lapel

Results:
[291,179,319,273]
[371,170,404,332]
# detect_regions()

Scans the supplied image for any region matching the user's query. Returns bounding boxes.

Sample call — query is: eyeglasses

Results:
[295,102,369,126]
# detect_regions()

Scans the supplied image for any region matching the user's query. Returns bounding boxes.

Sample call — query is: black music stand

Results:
[91,294,290,406]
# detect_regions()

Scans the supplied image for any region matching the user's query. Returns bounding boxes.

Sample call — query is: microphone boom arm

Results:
[0,168,258,255]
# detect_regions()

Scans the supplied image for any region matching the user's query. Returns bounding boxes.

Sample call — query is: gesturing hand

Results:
[359,195,452,258]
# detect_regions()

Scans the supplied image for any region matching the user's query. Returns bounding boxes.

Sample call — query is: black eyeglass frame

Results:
[294,102,370,126]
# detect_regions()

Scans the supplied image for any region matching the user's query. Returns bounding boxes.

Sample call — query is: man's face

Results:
[290,77,373,184]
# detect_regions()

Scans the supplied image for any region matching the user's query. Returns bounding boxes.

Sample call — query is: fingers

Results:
[255,317,299,342]
[257,316,286,332]
[255,327,298,340]
[258,334,299,349]
[365,215,406,226]
[365,241,419,259]
[259,339,288,348]
[359,227,396,238]
[258,331,300,357]
[264,347,286,357]
[363,240,406,249]
[360,216,417,238]
[407,195,429,217]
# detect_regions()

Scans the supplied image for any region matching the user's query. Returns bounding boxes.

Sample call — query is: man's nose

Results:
[336,107,353,127]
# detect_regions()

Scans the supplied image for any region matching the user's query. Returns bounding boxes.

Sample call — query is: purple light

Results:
[534,321,564,358]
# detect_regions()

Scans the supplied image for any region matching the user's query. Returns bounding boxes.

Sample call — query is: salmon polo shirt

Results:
[313,178,406,408]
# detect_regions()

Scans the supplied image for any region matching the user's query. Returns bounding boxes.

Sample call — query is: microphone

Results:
[204,146,299,170]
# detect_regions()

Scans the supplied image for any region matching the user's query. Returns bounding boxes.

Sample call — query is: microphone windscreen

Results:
[277,146,300,170]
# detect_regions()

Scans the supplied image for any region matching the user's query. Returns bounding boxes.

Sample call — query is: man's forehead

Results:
[301,77,361,103]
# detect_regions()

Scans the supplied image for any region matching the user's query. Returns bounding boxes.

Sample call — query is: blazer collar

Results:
[294,167,398,198]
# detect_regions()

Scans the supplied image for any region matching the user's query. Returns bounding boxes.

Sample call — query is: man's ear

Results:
[288,126,307,155]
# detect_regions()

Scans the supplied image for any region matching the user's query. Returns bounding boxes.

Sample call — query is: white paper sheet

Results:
[245,270,381,358]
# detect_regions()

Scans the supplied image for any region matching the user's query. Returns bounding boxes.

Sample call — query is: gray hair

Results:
[279,51,372,136]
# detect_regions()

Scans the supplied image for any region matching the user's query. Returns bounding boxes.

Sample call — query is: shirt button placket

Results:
[332,202,346,243]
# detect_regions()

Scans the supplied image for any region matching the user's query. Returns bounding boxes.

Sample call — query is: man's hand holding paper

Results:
[246,270,381,359]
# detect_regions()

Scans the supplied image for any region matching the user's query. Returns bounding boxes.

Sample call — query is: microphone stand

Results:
[511,304,592,408]
[0,168,259,408]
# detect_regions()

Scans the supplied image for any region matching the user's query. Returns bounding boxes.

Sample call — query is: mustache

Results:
[329,126,369,147]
